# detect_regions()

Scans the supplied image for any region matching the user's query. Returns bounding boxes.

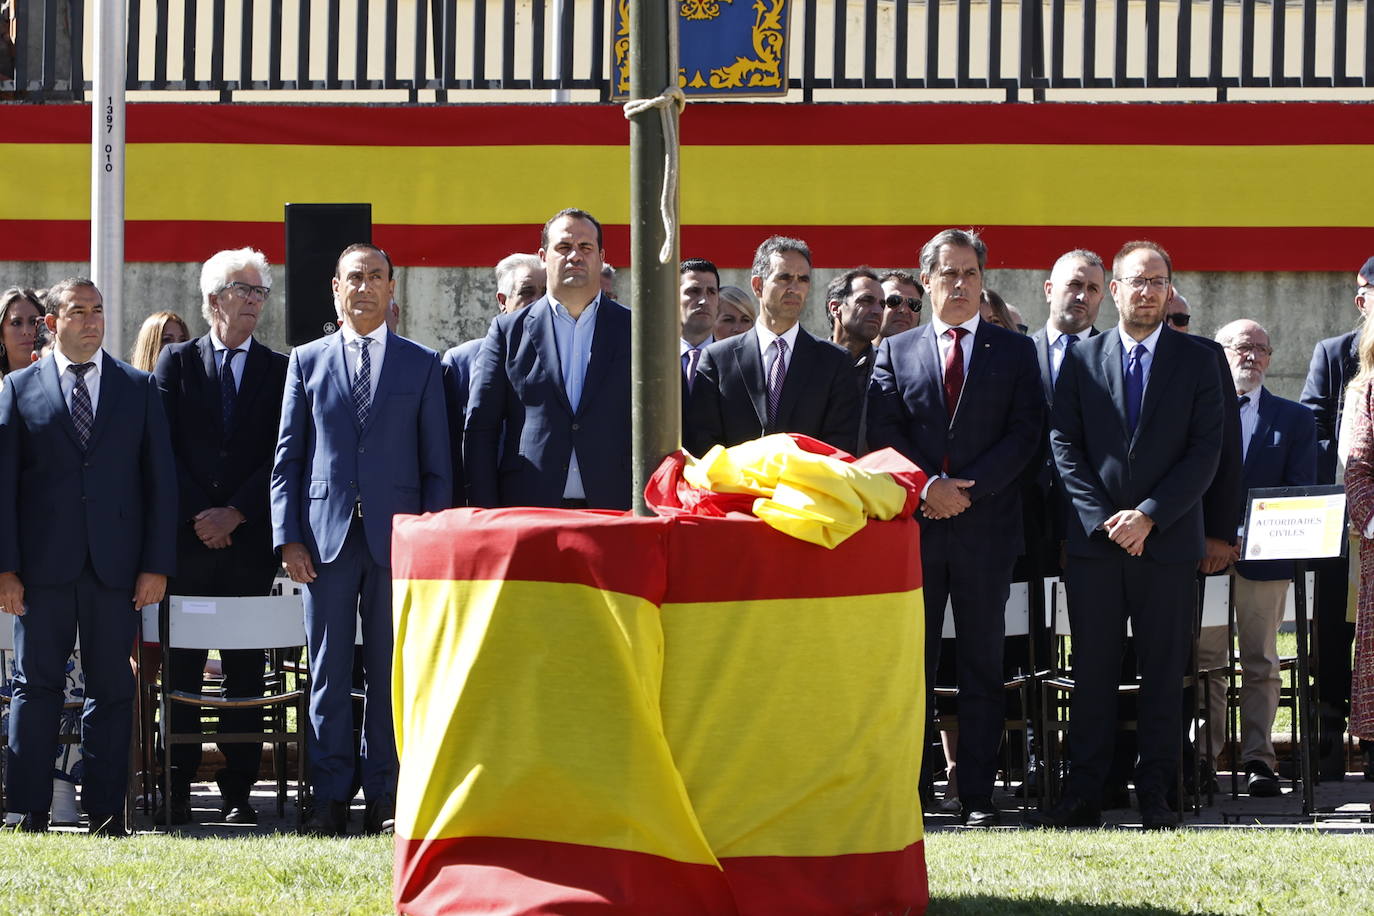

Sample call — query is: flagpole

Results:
[91,0,126,355]
[626,0,681,516]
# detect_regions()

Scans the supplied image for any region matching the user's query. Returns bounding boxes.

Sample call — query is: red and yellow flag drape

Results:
[391,500,927,915]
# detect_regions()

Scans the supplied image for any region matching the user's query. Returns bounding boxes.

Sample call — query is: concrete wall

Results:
[5,260,1359,403]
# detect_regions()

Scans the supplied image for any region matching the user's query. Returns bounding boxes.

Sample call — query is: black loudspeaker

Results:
[284,203,372,346]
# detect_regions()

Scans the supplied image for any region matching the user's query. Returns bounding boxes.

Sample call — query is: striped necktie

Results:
[69,361,95,448]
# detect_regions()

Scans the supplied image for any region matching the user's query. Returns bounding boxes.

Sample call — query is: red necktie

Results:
[943,327,969,419]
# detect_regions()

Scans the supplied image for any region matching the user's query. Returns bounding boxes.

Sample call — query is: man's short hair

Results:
[825,267,880,305]
[200,247,273,323]
[600,264,616,278]
[541,208,604,249]
[751,236,812,278]
[878,269,925,297]
[494,253,542,299]
[43,278,99,315]
[1052,248,1105,276]
[680,258,720,287]
[919,229,987,275]
[1112,240,1172,278]
[335,242,394,280]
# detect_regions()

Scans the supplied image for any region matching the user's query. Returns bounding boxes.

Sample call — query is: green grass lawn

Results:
[1,830,1371,915]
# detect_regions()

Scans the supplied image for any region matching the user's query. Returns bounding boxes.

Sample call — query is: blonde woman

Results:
[129,310,189,372]
[713,285,756,340]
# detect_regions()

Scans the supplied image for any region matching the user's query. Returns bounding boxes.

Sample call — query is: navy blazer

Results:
[271,330,452,567]
[684,327,860,458]
[0,352,177,588]
[155,336,288,590]
[440,337,483,504]
[1050,327,1224,564]
[464,296,632,510]
[1300,328,1361,484]
[1234,387,1319,581]
[867,320,1044,556]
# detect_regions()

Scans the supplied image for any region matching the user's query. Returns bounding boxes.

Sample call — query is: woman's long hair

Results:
[129,310,190,373]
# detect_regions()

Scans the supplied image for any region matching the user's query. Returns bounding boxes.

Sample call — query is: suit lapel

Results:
[733,330,768,428]
[951,322,999,426]
[1099,331,1130,441]
[579,304,617,418]
[1245,387,1276,474]
[325,333,361,432]
[528,301,574,415]
[85,352,124,449]
[198,336,226,441]
[914,325,949,429]
[1033,329,1054,405]
[233,339,269,433]
[37,356,82,449]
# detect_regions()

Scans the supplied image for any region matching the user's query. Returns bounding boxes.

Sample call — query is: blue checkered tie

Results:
[352,338,372,426]
[69,362,95,448]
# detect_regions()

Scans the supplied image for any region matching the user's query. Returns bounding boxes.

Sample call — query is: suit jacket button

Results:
[350,481,357,488]
[358,446,365,454]
[571,423,580,431]
[1129,452,1136,461]
[211,481,221,489]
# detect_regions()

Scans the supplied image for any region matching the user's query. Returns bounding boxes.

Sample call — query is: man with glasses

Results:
[878,270,923,339]
[1299,257,1374,779]
[1196,319,1316,797]
[152,247,289,825]
[1034,240,1224,830]
[273,243,451,836]
[867,229,1042,827]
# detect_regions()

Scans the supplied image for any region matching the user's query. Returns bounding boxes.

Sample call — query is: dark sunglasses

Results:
[884,295,922,312]
[1166,312,1190,327]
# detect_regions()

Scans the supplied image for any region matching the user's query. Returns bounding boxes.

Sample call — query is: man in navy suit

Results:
[0,278,176,835]
[1195,319,1316,797]
[153,247,289,824]
[679,257,720,397]
[1299,262,1372,777]
[272,243,451,836]
[685,236,859,458]
[1034,240,1224,830]
[441,252,545,501]
[465,209,632,510]
[867,229,1043,827]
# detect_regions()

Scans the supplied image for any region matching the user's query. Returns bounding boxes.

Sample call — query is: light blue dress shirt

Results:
[550,294,601,500]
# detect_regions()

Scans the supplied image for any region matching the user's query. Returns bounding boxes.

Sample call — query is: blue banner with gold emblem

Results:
[614,0,791,98]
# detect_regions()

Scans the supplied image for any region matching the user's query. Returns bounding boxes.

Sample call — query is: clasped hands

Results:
[919,477,975,520]
[194,506,245,549]
[1102,509,1154,557]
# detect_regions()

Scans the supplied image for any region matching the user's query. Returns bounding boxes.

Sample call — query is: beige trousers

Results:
[1196,573,1291,770]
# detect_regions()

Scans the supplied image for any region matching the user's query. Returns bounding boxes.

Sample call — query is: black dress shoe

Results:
[301,800,349,837]
[89,814,131,837]
[4,812,50,833]
[1244,760,1280,798]
[1137,790,1176,831]
[153,791,193,826]
[1101,784,1132,810]
[364,798,396,835]
[222,800,258,824]
[215,771,258,824]
[960,797,998,829]
[1024,795,1101,829]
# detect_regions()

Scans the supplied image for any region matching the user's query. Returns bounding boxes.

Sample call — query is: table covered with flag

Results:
[390,439,929,915]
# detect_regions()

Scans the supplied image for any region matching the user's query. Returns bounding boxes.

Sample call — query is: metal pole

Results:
[626,0,680,516]
[1294,560,1315,815]
[550,0,570,102]
[91,0,126,356]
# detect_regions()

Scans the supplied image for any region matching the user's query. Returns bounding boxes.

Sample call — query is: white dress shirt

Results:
[1047,326,1090,384]
[339,323,388,403]
[930,312,981,378]
[54,348,103,414]
[1116,322,1165,394]
[209,329,253,390]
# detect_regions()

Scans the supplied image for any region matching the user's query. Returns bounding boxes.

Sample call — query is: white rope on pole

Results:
[622,0,685,264]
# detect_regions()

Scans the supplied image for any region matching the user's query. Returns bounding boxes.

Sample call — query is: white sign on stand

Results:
[1241,485,1347,562]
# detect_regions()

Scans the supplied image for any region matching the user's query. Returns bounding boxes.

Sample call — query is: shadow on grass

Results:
[925,896,1223,915]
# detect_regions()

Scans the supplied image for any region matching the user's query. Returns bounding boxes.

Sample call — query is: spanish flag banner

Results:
[3,102,1368,270]
[391,489,926,912]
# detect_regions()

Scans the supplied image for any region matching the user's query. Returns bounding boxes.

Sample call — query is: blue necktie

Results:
[1125,343,1146,434]
[353,338,372,426]
[69,362,95,448]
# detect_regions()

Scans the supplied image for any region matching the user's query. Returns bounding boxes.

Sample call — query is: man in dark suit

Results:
[1034,240,1224,830]
[1299,262,1372,777]
[0,278,177,835]
[826,268,886,454]
[441,252,545,501]
[152,247,289,824]
[465,209,632,510]
[679,257,720,398]
[867,229,1043,827]
[272,243,451,836]
[685,236,859,457]
[1195,319,1316,796]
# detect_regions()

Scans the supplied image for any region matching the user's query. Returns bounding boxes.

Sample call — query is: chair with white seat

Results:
[144,594,309,827]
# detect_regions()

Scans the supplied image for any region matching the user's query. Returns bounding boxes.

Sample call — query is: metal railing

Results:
[2,0,1372,101]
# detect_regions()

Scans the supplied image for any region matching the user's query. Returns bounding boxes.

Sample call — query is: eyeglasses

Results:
[220,281,271,300]
[884,295,922,312]
[1226,343,1272,357]
[1166,312,1191,327]
[1118,275,1171,292]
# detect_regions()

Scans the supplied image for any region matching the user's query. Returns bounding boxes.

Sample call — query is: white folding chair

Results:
[148,594,308,828]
